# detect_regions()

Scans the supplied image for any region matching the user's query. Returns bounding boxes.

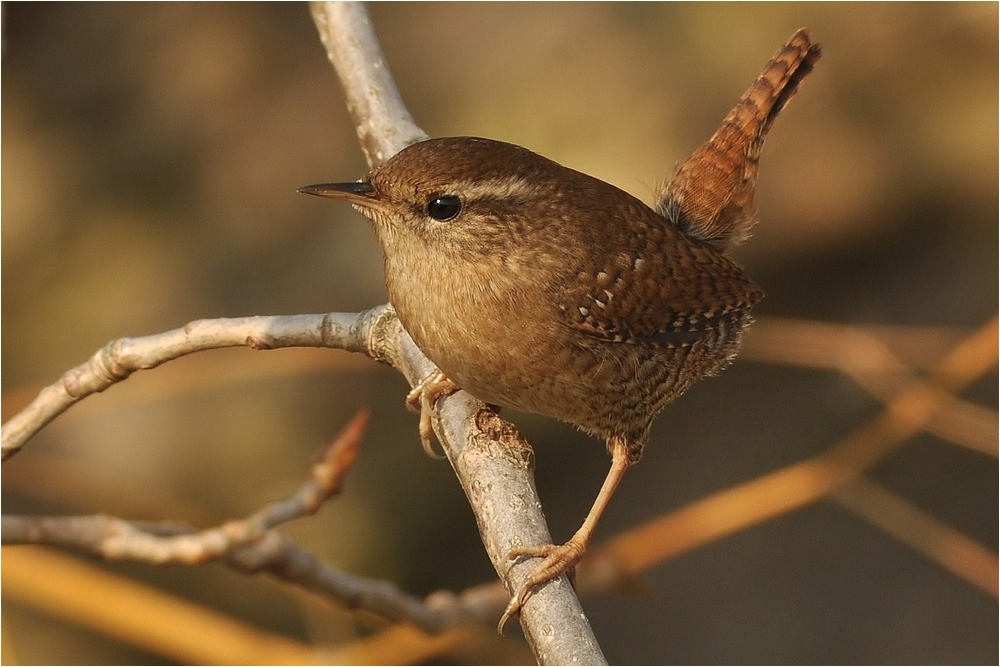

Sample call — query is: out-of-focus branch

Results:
[4,410,369,561]
[1,410,498,634]
[831,477,998,597]
[308,3,604,662]
[2,546,324,666]
[743,316,998,457]
[595,316,999,574]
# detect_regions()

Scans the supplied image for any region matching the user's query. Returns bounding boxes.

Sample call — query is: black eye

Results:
[427,195,462,221]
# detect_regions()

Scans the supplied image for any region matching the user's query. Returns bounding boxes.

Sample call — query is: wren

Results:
[301,29,820,630]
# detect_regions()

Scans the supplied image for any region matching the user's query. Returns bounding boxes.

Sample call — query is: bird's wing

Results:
[557,224,762,346]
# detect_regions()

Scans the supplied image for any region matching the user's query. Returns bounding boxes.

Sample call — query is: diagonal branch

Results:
[308,1,427,165]
[308,3,604,662]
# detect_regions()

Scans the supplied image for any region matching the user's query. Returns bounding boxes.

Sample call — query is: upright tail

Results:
[656,28,821,249]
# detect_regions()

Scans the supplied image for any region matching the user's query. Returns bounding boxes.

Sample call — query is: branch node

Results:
[365,304,404,366]
[471,408,535,470]
[319,312,336,347]
[245,334,270,350]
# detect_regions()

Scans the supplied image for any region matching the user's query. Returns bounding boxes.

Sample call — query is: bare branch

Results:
[4,410,369,562]
[308,1,427,167]
[308,3,604,662]
[1,405,562,634]
[365,303,606,662]
[2,310,380,461]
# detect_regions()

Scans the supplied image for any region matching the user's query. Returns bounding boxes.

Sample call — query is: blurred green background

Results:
[2,3,996,664]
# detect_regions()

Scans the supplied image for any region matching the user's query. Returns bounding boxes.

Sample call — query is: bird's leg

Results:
[498,440,631,632]
[405,369,460,458]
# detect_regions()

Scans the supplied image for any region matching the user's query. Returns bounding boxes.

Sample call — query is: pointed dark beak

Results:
[298,181,376,206]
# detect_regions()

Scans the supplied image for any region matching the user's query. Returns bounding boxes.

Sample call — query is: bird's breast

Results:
[383,246,581,413]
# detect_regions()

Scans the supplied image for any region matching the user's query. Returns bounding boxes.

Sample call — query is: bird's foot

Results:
[405,369,459,458]
[498,536,586,633]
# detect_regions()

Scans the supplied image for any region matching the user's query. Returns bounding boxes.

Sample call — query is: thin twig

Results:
[5,410,370,562]
[1,310,380,461]
[831,477,998,597]
[2,410,495,634]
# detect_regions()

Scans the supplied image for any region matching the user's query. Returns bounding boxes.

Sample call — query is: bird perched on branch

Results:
[302,27,820,632]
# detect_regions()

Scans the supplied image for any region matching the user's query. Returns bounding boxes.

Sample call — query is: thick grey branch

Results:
[367,309,606,663]
[308,1,427,167]
[309,2,604,663]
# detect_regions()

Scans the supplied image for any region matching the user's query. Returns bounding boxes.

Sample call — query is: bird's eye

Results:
[426,195,462,221]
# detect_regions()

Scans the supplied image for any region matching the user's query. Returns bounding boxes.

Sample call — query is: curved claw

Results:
[417,404,445,459]
[497,539,585,635]
[498,431,632,634]
[405,370,459,459]
[498,593,524,635]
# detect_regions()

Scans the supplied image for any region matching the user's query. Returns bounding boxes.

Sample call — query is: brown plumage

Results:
[301,28,819,631]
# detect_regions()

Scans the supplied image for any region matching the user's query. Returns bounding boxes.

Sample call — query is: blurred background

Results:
[2,3,996,664]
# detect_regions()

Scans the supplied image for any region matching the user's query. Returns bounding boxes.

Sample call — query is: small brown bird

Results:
[302,28,820,630]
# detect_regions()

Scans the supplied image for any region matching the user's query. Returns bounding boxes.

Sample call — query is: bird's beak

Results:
[298,181,377,208]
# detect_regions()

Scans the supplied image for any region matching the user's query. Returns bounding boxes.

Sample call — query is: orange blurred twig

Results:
[2,546,323,665]
[596,316,997,576]
[744,316,997,457]
[831,477,998,596]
